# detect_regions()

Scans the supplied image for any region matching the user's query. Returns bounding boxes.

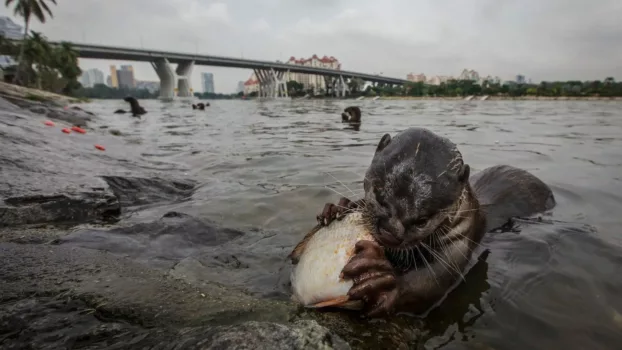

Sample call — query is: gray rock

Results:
[0,187,120,227]
[181,320,351,350]
[46,108,92,127]
[29,105,47,114]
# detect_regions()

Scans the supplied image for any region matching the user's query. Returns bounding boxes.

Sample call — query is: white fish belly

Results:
[291,212,374,307]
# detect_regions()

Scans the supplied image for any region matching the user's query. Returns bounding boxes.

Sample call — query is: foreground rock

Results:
[0,243,350,350]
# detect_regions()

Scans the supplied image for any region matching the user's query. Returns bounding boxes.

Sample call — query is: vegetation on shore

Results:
[283,77,622,99]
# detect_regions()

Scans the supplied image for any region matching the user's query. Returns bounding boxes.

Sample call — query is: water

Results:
[54,99,622,348]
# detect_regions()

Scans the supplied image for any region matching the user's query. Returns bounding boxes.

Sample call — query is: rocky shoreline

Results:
[0,86,428,349]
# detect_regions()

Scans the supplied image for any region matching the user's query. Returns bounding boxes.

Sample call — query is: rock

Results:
[46,108,91,127]
[0,188,120,227]
[56,211,245,269]
[29,105,47,114]
[100,175,196,208]
[184,320,351,350]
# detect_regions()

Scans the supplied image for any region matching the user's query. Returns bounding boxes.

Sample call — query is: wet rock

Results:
[29,105,47,114]
[100,175,196,208]
[46,108,92,127]
[0,297,349,350]
[0,189,120,227]
[56,211,245,269]
[183,320,351,350]
[0,96,22,112]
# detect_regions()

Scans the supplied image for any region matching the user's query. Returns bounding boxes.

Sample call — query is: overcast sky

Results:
[6,0,622,93]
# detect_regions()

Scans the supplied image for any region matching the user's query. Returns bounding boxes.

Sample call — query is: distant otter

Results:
[315,127,555,317]
[341,106,361,123]
[192,102,210,110]
[113,97,147,117]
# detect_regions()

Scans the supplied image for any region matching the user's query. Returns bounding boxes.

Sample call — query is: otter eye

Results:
[409,217,429,227]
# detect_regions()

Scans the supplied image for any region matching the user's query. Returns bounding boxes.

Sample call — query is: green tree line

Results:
[360,78,622,98]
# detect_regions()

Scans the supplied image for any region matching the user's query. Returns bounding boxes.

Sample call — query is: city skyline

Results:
[201,72,215,93]
[3,0,620,93]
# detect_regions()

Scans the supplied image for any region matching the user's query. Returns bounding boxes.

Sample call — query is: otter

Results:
[341,106,361,123]
[113,97,147,117]
[192,102,210,110]
[315,127,555,318]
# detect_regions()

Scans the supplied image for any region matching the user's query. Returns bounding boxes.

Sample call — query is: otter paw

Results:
[341,240,399,317]
[316,197,356,226]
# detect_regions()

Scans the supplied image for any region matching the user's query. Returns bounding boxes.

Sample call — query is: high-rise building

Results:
[79,68,105,88]
[116,69,134,88]
[0,16,23,40]
[516,74,526,84]
[120,65,135,87]
[202,72,215,93]
[109,66,118,88]
[109,64,136,88]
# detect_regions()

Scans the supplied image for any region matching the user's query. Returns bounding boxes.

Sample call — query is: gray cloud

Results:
[10,0,622,92]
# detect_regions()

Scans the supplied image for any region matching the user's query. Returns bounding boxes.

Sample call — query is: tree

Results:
[53,41,81,94]
[5,0,57,84]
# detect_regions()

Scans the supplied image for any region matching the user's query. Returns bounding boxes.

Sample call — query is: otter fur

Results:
[315,127,556,317]
[113,97,147,117]
[341,106,361,123]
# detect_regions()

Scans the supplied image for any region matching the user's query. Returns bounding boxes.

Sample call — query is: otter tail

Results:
[470,165,556,232]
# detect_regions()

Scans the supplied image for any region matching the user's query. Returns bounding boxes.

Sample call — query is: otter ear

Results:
[375,133,391,153]
[458,164,470,183]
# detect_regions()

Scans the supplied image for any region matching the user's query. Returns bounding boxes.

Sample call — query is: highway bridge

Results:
[50,41,410,100]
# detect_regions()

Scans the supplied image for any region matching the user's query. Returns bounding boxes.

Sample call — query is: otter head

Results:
[341,106,361,123]
[362,127,470,249]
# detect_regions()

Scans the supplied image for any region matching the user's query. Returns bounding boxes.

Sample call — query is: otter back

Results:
[470,165,556,232]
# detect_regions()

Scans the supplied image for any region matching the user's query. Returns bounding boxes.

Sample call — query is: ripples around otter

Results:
[6,98,622,349]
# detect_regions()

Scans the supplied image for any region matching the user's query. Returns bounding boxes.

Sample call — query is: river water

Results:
[78,99,622,349]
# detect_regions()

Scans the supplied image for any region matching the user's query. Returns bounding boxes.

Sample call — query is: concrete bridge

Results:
[49,41,410,100]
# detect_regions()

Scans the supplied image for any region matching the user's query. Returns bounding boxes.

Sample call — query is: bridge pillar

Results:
[176,60,194,97]
[270,68,288,98]
[338,75,350,97]
[151,58,175,101]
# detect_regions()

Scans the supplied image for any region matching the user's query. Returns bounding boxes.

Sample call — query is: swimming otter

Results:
[192,102,210,110]
[113,97,147,117]
[341,106,361,123]
[315,127,555,317]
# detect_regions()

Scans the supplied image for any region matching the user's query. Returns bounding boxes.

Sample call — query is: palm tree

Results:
[5,0,57,84]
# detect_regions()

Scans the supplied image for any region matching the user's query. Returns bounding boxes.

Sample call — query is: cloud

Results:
[250,18,270,32]
[5,0,619,93]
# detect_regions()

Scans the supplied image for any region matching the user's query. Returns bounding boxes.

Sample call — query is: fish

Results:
[288,212,374,309]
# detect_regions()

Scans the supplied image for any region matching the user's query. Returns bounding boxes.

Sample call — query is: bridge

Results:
[52,41,410,100]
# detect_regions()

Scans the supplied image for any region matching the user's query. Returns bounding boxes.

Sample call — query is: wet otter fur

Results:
[113,97,147,117]
[315,127,556,317]
[192,102,210,110]
[341,106,361,123]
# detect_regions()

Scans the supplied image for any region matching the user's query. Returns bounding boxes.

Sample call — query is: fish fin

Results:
[309,296,364,310]
[288,224,322,265]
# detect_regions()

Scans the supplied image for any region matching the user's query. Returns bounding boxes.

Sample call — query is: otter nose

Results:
[378,217,406,246]
[388,217,406,240]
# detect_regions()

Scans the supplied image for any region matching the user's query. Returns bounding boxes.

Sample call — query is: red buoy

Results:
[71,126,86,134]
[61,128,71,134]
[44,120,55,126]
[94,144,105,151]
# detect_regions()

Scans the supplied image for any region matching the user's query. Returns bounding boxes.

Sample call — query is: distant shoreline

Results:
[377,95,622,101]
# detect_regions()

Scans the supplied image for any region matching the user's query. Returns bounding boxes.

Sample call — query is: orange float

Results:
[71,126,86,134]
[61,128,71,134]
[44,120,55,126]
[94,144,105,151]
